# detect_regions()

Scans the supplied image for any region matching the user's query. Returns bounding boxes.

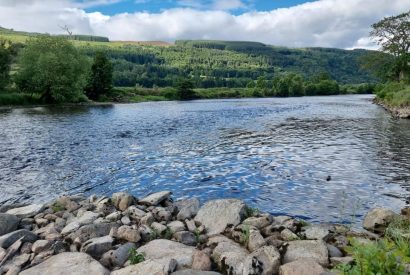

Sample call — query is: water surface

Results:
[1,95,409,225]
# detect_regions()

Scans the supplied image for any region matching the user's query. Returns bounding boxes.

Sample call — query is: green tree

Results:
[15,36,89,103]
[0,39,12,91]
[370,11,410,81]
[176,79,195,100]
[86,51,113,100]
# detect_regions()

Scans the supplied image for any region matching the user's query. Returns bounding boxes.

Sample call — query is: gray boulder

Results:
[116,225,141,243]
[175,198,200,220]
[112,192,135,211]
[211,235,249,274]
[283,240,329,267]
[138,239,197,269]
[139,191,172,206]
[0,230,38,249]
[0,214,20,236]
[81,235,113,258]
[168,221,186,233]
[194,199,246,235]
[243,216,272,229]
[6,204,44,219]
[363,208,397,233]
[101,242,136,268]
[19,252,109,275]
[172,271,221,275]
[174,231,197,246]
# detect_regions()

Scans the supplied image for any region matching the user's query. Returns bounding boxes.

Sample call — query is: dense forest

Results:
[80,40,376,88]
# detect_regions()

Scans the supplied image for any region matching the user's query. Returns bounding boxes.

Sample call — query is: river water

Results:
[0,95,409,225]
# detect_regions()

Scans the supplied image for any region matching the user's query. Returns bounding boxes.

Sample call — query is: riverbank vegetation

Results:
[368,11,410,116]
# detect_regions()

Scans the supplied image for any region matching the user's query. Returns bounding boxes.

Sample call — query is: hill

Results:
[0,27,377,88]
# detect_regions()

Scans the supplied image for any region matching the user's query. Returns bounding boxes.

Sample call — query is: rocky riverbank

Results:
[374,98,410,119]
[0,191,409,275]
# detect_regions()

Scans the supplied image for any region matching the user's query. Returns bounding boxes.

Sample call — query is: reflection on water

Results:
[0,95,409,225]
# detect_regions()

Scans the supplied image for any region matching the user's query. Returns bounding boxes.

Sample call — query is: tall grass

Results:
[0,93,42,106]
[376,82,410,107]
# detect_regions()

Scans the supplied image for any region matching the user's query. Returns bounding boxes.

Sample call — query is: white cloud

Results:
[0,0,409,49]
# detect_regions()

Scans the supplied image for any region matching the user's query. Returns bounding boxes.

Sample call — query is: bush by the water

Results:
[15,36,89,103]
[0,92,42,105]
[376,82,410,107]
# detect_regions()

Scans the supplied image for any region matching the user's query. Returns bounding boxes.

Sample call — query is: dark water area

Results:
[0,95,409,225]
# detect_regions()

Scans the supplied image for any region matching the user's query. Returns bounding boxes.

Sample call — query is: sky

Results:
[0,0,409,49]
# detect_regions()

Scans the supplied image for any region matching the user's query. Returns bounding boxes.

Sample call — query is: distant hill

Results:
[0,28,377,88]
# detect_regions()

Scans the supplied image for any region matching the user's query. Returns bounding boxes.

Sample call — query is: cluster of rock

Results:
[0,191,408,275]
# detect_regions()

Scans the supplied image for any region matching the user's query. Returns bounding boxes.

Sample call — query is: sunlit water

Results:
[1,95,409,225]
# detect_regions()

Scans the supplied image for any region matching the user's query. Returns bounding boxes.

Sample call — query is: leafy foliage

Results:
[0,39,12,90]
[376,82,410,107]
[176,79,196,100]
[370,11,410,81]
[128,248,145,265]
[337,238,406,275]
[86,51,113,100]
[15,36,89,103]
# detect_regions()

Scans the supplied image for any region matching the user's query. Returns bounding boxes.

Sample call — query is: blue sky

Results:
[84,0,313,15]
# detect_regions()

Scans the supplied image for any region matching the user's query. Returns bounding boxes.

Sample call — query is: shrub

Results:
[128,248,145,265]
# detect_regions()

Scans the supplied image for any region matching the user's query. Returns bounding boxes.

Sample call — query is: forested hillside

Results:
[0,27,377,89]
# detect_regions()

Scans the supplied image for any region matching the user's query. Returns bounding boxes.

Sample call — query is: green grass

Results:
[376,82,410,107]
[0,92,42,106]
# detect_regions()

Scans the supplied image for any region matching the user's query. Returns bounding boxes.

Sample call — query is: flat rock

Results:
[6,204,44,219]
[81,235,113,259]
[279,259,326,275]
[139,191,172,206]
[112,258,177,275]
[138,239,197,269]
[304,224,333,240]
[68,223,118,243]
[283,240,329,267]
[19,252,109,275]
[0,230,38,249]
[243,216,272,229]
[194,199,246,235]
[363,208,397,233]
[31,240,53,254]
[0,214,20,236]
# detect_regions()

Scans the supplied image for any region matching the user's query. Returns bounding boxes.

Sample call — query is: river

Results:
[0,95,409,225]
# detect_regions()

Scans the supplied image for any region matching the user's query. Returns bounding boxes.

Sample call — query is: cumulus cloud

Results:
[0,0,409,49]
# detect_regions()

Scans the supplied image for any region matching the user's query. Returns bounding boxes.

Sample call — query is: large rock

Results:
[243,246,281,275]
[279,259,326,275]
[19,252,109,275]
[116,225,141,242]
[192,250,212,271]
[139,191,172,206]
[174,231,197,246]
[283,240,329,267]
[175,198,200,221]
[0,229,38,249]
[112,192,135,211]
[81,235,113,258]
[68,223,118,243]
[0,214,20,236]
[194,199,246,235]
[168,221,186,233]
[61,211,100,235]
[112,258,177,275]
[101,242,136,268]
[247,229,266,252]
[6,204,44,219]
[138,239,197,269]
[363,208,397,233]
[211,235,249,274]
